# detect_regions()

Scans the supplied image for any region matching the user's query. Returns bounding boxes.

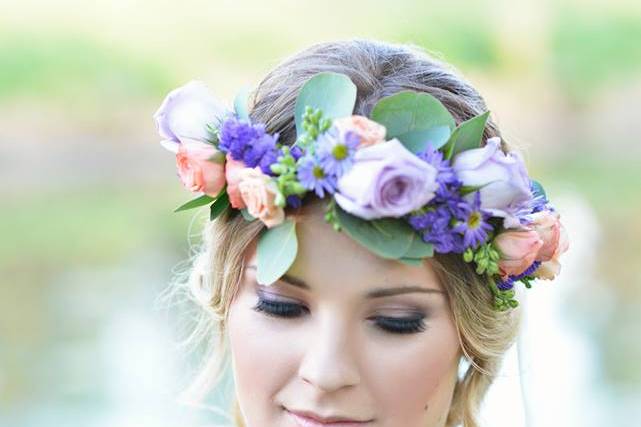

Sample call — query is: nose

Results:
[297,312,361,393]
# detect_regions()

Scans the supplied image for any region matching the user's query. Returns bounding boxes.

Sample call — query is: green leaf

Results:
[174,194,215,212]
[530,179,547,201]
[257,218,298,285]
[442,111,490,160]
[240,208,256,221]
[335,206,415,259]
[399,257,424,266]
[402,234,434,258]
[234,86,251,122]
[370,91,456,153]
[294,72,357,137]
[210,192,230,221]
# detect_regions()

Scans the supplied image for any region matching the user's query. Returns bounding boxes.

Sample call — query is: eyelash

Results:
[252,297,427,335]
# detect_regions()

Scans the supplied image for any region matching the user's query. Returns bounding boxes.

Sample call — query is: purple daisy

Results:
[297,155,338,198]
[452,192,493,250]
[317,128,359,178]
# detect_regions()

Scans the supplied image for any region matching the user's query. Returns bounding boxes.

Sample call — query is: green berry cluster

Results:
[463,242,500,276]
[296,106,332,153]
[269,146,307,208]
[324,198,342,231]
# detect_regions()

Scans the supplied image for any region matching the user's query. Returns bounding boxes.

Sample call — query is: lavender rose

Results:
[334,138,439,219]
[153,80,228,153]
[452,137,532,228]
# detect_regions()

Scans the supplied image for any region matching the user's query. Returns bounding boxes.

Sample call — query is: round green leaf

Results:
[336,207,415,259]
[402,234,434,258]
[370,91,456,153]
[234,86,251,122]
[257,218,298,285]
[294,72,357,136]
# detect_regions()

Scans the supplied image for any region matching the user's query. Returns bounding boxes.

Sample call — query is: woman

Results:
[155,39,568,427]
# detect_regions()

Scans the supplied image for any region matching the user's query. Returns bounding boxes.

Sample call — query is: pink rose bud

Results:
[175,140,226,198]
[534,219,569,280]
[530,210,562,262]
[495,229,544,277]
[332,115,386,148]
[225,153,251,209]
[236,168,285,228]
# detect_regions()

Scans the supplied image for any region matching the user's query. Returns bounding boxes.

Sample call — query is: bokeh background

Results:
[1,0,640,426]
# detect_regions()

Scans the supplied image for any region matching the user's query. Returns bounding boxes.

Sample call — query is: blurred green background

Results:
[1,0,640,426]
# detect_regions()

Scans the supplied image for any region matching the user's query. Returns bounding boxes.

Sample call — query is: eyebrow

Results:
[245,265,444,297]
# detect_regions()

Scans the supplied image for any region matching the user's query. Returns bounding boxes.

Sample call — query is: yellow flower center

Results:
[313,165,325,179]
[468,211,482,229]
[332,143,348,160]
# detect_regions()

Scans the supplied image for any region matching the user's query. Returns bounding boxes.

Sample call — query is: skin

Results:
[227,202,462,427]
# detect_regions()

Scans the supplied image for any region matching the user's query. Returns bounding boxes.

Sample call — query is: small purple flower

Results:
[418,146,458,187]
[297,155,337,198]
[497,260,542,290]
[286,195,303,209]
[218,116,267,161]
[317,128,359,177]
[452,192,493,250]
[241,132,279,169]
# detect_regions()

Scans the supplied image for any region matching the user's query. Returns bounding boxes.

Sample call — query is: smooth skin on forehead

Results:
[227,201,463,427]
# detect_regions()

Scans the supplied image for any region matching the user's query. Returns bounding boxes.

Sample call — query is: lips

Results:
[285,407,373,427]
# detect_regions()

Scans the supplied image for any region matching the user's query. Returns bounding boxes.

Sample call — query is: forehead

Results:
[246,201,444,296]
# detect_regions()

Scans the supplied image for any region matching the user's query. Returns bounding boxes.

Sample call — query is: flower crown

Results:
[154,72,569,311]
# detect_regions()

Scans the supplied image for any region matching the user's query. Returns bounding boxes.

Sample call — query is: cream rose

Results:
[237,168,285,228]
[332,115,386,148]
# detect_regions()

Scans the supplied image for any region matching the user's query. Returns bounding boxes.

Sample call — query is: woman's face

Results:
[227,204,462,427]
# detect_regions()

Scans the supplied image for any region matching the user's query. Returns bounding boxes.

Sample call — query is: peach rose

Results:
[495,229,544,277]
[175,140,225,197]
[530,210,562,262]
[333,115,386,148]
[225,153,252,209]
[534,220,569,280]
[237,168,285,228]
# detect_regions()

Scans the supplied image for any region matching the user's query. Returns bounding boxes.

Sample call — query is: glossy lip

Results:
[284,407,374,426]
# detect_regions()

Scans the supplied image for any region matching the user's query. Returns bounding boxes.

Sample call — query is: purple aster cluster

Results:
[218,115,280,175]
[497,260,542,290]
[296,126,359,198]
[407,146,493,254]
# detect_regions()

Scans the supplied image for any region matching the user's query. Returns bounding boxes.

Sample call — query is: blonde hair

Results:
[167,39,521,427]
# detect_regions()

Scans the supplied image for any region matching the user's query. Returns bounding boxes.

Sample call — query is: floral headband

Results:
[154,72,569,311]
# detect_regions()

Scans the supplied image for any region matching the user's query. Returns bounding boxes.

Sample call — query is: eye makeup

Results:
[251,289,429,335]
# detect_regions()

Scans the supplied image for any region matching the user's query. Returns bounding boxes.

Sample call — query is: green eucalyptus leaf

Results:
[210,150,226,164]
[294,72,357,137]
[241,208,256,221]
[370,91,456,153]
[530,179,547,201]
[335,207,414,259]
[442,111,490,160]
[403,234,434,258]
[234,86,251,122]
[209,192,230,221]
[399,257,424,266]
[174,194,215,212]
[257,218,298,285]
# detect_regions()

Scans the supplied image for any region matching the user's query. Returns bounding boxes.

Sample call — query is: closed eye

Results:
[252,297,427,334]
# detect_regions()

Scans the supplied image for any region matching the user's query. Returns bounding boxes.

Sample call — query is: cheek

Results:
[365,317,461,425]
[227,295,300,423]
